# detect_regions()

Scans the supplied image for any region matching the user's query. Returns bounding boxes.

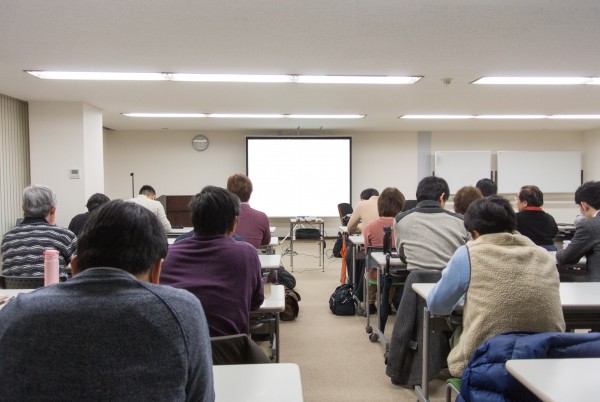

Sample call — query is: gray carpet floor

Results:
[257,239,449,402]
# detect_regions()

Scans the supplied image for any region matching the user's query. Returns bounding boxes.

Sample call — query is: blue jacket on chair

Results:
[457,331,600,402]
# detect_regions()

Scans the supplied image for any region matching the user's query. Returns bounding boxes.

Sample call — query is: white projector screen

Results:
[246,137,352,217]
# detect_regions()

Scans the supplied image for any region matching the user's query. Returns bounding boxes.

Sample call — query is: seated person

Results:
[226,173,271,248]
[0,200,214,401]
[427,196,565,377]
[515,185,559,251]
[362,187,405,314]
[160,185,264,336]
[1,185,76,277]
[68,192,110,236]
[557,181,600,281]
[394,176,469,271]
[128,184,172,232]
[347,188,380,234]
[346,187,380,301]
[453,186,483,215]
[475,178,497,197]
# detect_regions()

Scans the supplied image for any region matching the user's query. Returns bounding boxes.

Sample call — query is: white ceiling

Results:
[2,0,600,133]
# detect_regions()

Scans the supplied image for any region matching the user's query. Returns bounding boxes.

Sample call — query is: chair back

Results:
[337,203,353,225]
[0,275,45,289]
[402,200,418,212]
[210,333,271,365]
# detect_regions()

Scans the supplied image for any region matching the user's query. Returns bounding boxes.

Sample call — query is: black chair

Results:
[337,203,353,225]
[402,200,418,212]
[0,275,45,289]
[210,334,271,365]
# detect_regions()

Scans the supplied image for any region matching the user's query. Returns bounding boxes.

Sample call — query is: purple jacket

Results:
[235,203,271,248]
[160,234,264,336]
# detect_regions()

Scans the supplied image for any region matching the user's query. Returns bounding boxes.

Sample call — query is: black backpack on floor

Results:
[329,284,356,316]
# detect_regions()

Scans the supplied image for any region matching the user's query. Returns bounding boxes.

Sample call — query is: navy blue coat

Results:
[457,331,600,402]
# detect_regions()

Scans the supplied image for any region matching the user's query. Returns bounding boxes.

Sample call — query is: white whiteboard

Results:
[434,151,492,194]
[497,151,581,194]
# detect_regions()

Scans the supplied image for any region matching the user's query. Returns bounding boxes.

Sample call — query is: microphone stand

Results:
[130,173,135,198]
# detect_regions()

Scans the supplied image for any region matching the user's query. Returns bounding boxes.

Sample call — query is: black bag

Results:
[281,289,301,321]
[329,284,356,316]
[295,228,321,239]
[276,267,296,290]
[332,232,344,258]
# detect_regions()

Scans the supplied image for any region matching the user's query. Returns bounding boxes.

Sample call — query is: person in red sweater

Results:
[362,187,405,314]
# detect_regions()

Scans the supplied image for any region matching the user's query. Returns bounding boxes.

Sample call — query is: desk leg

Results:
[414,306,430,402]
[275,312,280,363]
[352,245,357,290]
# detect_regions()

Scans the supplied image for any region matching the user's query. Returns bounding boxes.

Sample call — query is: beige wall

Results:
[103,129,600,234]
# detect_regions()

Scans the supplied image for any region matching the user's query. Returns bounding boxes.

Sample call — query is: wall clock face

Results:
[192,135,209,151]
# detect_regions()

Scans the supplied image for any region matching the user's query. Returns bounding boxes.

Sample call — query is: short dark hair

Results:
[377,187,405,217]
[360,188,379,200]
[139,185,156,196]
[464,196,516,235]
[453,186,483,215]
[76,200,168,275]
[226,174,253,202]
[86,193,110,212]
[416,176,450,203]
[575,181,600,209]
[191,186,240,235]
[518,185,544,207]
[476,178,497,197]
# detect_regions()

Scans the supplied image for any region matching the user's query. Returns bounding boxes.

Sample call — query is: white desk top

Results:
[213,363,303,402]
[270,226,276,233]
[290,217,323,223]
[370,252,406,267]
[269,236,279,246]
[258,254,282,269]
[506,358,600,402]
[0,289,33,310]
[258,284,285,313]
[339,226,348,233]
[412,282,600,310]
[348,234,364,245]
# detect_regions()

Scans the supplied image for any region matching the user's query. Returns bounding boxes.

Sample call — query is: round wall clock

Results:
[192,135,209,151]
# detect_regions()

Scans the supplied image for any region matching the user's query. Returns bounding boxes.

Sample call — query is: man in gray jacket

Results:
[557,181,600,281]
[394,176,469,270]
[0,200,214,401]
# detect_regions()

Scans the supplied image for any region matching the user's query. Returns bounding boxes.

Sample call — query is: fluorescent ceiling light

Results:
[400,115,473,119]
[123,113,207,118]
[287,114,365,119]
[123,113,365,119]
[472,77,594,85]
[26,70,421,84]
[476,115,546,119]
[400,114,600,119]
[170,74,290,83]
[25,71,165,81]
[550,115,600,119]
[294,75,422,84]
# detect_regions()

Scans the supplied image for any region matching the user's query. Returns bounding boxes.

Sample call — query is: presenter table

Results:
[412,282,600,402]
[213,363,303,402]
[289,218,325,272]
[506,358,600,402]
[250,284,285,362]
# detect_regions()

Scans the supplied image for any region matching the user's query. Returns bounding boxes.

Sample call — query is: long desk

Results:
[506,358,600,402]
[289,218,325,272]
[213,363,303,402]
[250,284,285,362]
[412,282,600,402]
